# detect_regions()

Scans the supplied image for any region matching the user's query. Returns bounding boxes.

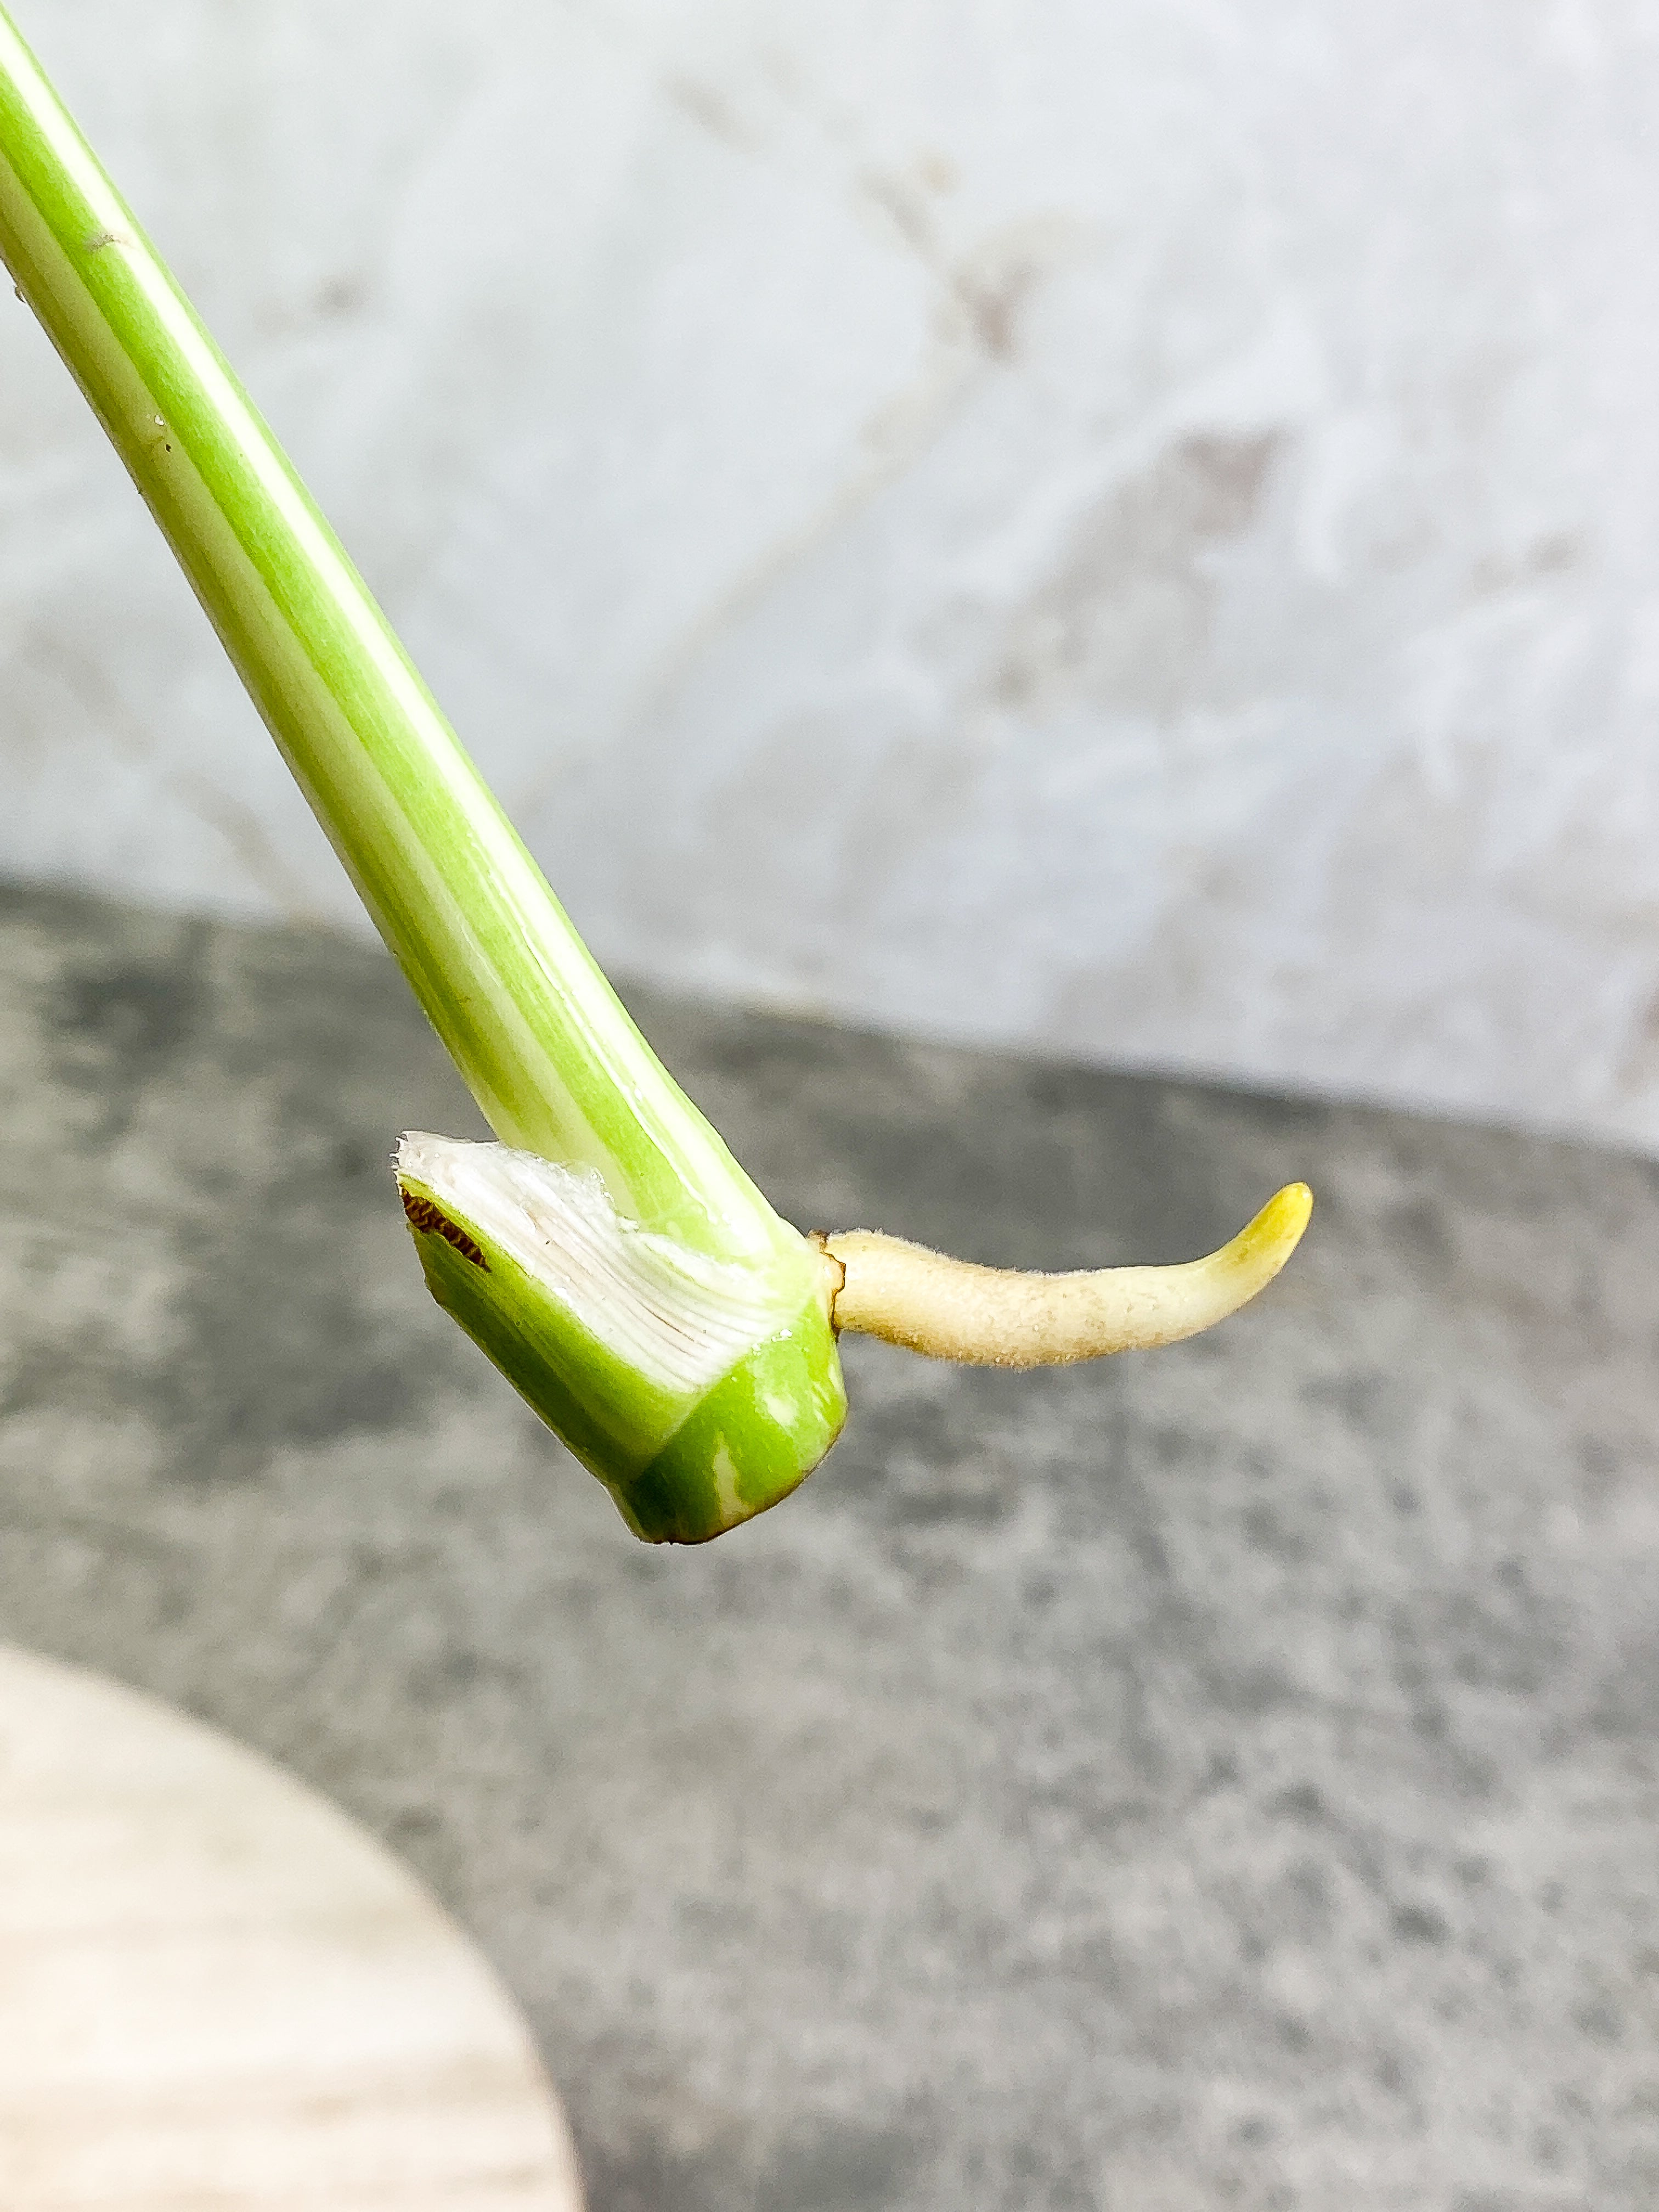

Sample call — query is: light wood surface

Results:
[0,1645,583,2210]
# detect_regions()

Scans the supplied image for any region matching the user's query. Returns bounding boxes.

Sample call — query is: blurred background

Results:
[8,0,1659,1144]
[4,5,1658,2211]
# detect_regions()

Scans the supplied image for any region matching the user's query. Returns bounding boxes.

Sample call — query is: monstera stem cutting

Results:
[0,8,1310,1541]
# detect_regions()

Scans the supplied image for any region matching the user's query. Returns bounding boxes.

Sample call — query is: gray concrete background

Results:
[2,878,1654,2210]
[7,2,1659,1148]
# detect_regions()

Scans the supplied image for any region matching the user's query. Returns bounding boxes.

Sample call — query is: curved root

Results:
[816,1183,1312,1367]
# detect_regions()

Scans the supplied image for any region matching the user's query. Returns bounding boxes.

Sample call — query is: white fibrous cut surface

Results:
[397,1132,783,1395]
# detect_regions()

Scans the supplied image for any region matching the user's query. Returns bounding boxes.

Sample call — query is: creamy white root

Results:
[818,1183,1312,1367]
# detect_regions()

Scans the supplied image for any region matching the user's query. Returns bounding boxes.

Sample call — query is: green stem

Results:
[0,8,845,1540]
[0,10,752,1250]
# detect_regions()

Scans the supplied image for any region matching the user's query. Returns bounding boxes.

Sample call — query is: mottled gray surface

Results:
[1,877,1655,2212]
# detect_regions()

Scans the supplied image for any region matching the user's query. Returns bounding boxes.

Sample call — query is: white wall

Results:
[5,0,1659,1147]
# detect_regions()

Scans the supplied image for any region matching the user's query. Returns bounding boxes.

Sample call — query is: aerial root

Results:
[815,1183,1313,1367]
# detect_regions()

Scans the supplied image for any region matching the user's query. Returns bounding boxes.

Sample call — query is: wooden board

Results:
[0,1645,584,2210]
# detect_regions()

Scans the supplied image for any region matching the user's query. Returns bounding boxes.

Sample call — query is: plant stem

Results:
[0,7,844,1540]
[0,9,766,1251]
[0,8,1315,1541]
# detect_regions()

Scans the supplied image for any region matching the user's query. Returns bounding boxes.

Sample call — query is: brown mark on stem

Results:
[400,1190,489,1270]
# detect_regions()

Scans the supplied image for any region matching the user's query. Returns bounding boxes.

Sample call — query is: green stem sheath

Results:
[0,9,845,1539]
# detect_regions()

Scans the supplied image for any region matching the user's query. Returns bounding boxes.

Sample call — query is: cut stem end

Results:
[396,1133,845,1542]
